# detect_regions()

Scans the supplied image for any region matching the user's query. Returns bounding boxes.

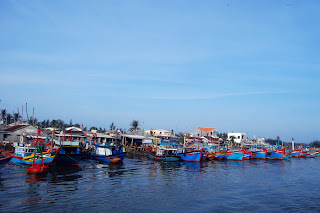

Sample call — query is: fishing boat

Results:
[243,150,252,160]
[299,151,319,158]
[223,150,244,161]
[178,149,203,162]
[266,148,285,160]
[146,147,180,162]
[291,149,301,158]
[12,147,59,165]
[251,149,267,159]
[206,151,226,161]
[53,140,82,166]
[0,151,12,169]
[283,151,292,160]
[91,144,127,163]
[11,145,36,164]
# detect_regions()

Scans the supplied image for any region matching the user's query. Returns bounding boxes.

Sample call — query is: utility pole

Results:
[26,103,29,124]
[33,107,35,126]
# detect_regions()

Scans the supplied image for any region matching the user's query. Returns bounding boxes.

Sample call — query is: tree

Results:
[129,120,140,132]
[90,126,97,131]
[1,109,7,123]
[13,113,20,123]
[50,119,57,127]
[310,140,320,148]
[6,114,13,124]
[109,122,116,131]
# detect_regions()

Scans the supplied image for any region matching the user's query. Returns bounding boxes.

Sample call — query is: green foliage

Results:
[90,126,97,131]
[109,122,116,131]
[310,140,320,148]
[129,120,140,132]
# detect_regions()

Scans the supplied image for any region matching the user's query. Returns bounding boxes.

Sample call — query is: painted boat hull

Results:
[300,152,319,158]
[12,149,60,165]
[223,150,244,161]
[178,151,203,162]
[91,152,127,163]
[207,151,226,161]
[291,152,300,158]
[251,150,267,159]
[55,154,82,166]
[147,151,179,162]
[55,145,82,165]
[243,151,251,160]
[0,155,12,169]
[266,148,285,160]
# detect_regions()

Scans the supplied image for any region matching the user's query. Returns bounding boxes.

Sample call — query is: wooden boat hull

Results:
[55,154,82,166]
[300,152,319,158]
[91,152,127,163]
[178,150,203,162]
[207,151,226,161]
[243,151,252,160]
[0,155,12,169]
[55,145,82,166]
[251,150,267,159]
[223,150,244,161]
[266,148,285,160]
[291,149,301,158]
[147,151,180,162]
[12,148,59,165]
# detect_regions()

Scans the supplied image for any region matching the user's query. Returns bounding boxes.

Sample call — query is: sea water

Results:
[0,157,319,212]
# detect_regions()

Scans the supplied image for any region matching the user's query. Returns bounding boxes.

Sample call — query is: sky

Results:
[0,0,319,143]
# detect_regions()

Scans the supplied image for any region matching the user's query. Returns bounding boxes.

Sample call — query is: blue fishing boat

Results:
[11,145,59,165]
[178,149,203,162]
[223,150,244,161]
[283,151,292,160]
[243,150,252,160]
[266,148,285,160]
[291,149,301,158]
[91,144,126,163]
[251,149,267,159]
[147,147,180,162]
[54,140,82,166]
[11,145,36,164]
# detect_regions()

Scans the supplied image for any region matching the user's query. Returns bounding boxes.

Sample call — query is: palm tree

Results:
[1,109,6,123]
[129,120,140,132]
[6,114,13,124]
[13,113,20,123]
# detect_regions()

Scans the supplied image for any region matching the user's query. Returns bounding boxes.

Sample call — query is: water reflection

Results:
[27,173,48,183]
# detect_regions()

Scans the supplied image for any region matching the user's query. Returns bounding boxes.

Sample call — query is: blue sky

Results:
[0,0,319,143]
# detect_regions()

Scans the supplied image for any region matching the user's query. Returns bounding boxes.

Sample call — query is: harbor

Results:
[0,154,319,212]
[1,122,320,212]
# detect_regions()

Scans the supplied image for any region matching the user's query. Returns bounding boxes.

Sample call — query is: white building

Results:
[193,127,218,137]
[227,132,246,144]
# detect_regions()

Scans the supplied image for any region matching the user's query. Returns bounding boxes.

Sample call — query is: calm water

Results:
[0,157,319,213]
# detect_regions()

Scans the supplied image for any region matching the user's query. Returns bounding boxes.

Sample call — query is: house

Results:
[0,124,47,143]
[193,127,218,137]
[145,129,174,137]
[227,132,246,144]
[56,126,86,141]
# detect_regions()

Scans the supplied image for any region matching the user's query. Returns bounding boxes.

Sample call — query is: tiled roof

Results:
[4,125,29,132]
[197,127,215,131]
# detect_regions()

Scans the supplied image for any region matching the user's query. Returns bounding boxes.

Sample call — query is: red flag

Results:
[81,124,83,128]
[277,136,280,139]
[292,138,294,141]
[85,132,87,137]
